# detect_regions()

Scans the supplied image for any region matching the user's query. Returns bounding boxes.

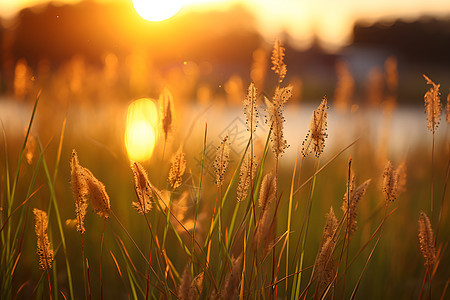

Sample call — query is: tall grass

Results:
[0,40,449,299]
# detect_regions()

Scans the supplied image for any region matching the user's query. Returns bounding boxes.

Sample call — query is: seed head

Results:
[168,148,186,190]
[302,97,328,157]
[423,74,441,133]
[33,208,53,270]
[214,136,230,187]
[418,211,436,267]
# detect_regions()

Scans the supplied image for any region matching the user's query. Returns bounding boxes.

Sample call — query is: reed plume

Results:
[423,75,441,133]
[131,161,159,214]
[168,148,186,190]
[314,208,338,295]
[341,178,371,240]
[70,149,88,233]
[446,91,449,123]
[160,87,173,143]
[237,153,257,202]
[265,86,292,158]
[214,136,230,187]
[244,82,258,133]
[333,60,354,112]
[271,38,287,84]
[33,208,53,270]
[396,162,407,195]
[301,96,328,158]
[83,167,111,218]
[382,161,398,205]
[189,272,204,299]
[323,207,338,244]
[221,255,243,299]
[258,172,276,210]
[418,211,436,266]
[179,264,192,300]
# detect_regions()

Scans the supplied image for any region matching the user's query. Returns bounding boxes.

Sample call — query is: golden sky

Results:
[2,0,450,49]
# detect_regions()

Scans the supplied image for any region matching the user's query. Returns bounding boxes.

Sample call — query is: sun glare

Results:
[125,98,158,161]
[132,0,185,22]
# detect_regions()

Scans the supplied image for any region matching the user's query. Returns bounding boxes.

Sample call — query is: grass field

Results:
[0,39,449,299]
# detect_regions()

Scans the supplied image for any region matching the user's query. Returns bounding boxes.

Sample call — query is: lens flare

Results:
[125,98,158,161]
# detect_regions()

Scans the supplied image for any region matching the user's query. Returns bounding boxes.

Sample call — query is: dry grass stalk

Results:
[237,153,257,202]
[271,38,287,84]
[265,86,292,158]
[214,136,230,187]
[221,255,243,299]
[258,172,276,210]
[244,82,258,133]
[160,87,173,142]
[333,60,354,112]
[418,211,436,267]
[423,74,441,133]
[341,178,371,240]
[382,161,398,205]
[131,161,154,214]
[70,149,88,233]
[33,208,53,270]
[301,97,328,158]
[168,148,186,190]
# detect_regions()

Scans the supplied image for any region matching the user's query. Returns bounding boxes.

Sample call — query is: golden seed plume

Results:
[341,178,371,240]
[25,134,36,165]
[33,208,53,271]
[160,87,173,142]
[271,38,287,84]
[221,255,243,299]
[258,172,276,210]
[382,161,398,205]
[446,91,449,124]
[301,97,328,158]
[323,207,338,243]
[418,211,436,267]
[83,167,111,218]
[213,136,230,187]
[237,153,257,202]
[423,74,441,133]
[396,162,407,195]
[168,148,186,190]
[265,86,292,158]
[314,237,336,295]
[131,161,155,214]
[244,82,258,133]
[189,272,204,299]
[179,264,192,300]
[333,60,354,112]
[385,56,398,93]
[70,149,88,233]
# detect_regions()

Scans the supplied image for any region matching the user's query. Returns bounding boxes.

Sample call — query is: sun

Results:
[132,0,185,22]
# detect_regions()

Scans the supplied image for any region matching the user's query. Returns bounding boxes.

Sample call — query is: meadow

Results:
[0,39,449,300]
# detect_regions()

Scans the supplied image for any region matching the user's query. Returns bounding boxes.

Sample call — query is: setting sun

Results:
[125,98,158,161]
[132,0,184,22]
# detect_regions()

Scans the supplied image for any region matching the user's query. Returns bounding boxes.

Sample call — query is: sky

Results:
[1,0,450,49]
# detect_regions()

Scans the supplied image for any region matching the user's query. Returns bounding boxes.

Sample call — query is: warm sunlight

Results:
[132,0,185,22]
[125,98,158,161]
